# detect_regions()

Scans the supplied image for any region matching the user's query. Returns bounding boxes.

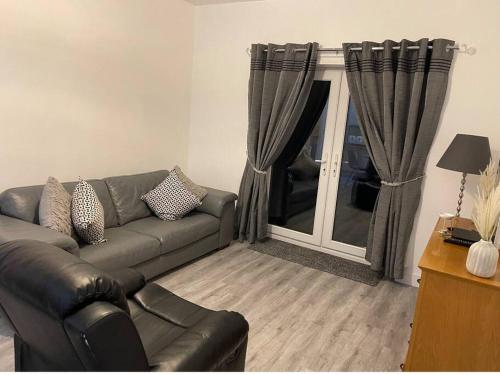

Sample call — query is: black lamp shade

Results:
[436,134,491,175]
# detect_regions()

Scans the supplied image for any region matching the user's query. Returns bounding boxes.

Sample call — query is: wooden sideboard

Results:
[404,217,500,371]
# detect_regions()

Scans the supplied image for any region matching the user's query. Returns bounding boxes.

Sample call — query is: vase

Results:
[466,239,499,278]
[495,219,500,248]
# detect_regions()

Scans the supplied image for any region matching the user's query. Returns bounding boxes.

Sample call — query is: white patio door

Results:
[268,68,376,265]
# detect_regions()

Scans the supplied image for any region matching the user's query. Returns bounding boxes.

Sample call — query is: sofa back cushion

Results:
[0,180,119,228]
[104,170,169,225]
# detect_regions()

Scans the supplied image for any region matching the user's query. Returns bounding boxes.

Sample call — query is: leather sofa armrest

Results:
[195,187,237,248]
[106,268,145,297]
[0,214,79,255]
[64,302,149,371]
[196,187,237,218]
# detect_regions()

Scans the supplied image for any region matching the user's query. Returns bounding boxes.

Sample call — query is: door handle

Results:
[317,153,328,176]
[332,154,339,177]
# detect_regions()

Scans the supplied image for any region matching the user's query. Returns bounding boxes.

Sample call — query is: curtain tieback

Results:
[247,155,267,175]
[381,175,425,187]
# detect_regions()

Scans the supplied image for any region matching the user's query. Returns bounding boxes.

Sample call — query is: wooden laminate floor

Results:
[0,242,417,372]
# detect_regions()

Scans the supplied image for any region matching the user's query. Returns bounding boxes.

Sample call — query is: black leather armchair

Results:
[0,240,248,371]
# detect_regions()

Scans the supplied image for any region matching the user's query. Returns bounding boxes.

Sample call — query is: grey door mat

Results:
[248,238,382,286]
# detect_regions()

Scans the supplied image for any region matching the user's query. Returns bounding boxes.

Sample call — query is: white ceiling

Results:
[185,0,263,5]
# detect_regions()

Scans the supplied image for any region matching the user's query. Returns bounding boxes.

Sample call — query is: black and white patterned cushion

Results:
[141,170,202,221]
[71,179,107,245]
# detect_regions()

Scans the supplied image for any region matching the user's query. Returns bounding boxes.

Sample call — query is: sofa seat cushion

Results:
[123,213,219,255]
[148,311,248,371]
[79,228,160,270]
[130,284,249,370]
[128,300,185,361]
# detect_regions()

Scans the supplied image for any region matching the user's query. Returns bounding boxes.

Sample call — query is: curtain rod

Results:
[247,44,476,55]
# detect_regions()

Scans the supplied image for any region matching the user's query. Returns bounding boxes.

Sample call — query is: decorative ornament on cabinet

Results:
[466,160,500,278]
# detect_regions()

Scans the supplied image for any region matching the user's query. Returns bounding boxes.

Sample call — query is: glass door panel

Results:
[268,69,343,247]
[320,72,375,262]
[331,101,379,247]
[268,98,328,235]
[269,70,376,264]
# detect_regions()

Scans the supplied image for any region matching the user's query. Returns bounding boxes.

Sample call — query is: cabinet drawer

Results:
[405,270,500,371]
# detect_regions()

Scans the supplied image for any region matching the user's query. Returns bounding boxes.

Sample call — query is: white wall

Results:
[187,0,500,284]
[0,0,194,192]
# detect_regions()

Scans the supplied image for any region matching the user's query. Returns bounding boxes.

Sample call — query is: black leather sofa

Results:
[0,240,249,371]
[0,170,237,280]
[269,157,320,226]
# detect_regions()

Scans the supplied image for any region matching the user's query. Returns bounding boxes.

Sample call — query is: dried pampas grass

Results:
[472,160,500,241]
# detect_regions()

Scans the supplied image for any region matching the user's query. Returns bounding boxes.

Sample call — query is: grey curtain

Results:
[343,39,455,279]
[236,42,319,243]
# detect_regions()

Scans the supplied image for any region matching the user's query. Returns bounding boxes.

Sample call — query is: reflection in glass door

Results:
[331,101,379,248]
[268,83,330,235]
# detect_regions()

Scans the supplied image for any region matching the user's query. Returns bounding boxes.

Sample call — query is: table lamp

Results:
[437,134,491,217]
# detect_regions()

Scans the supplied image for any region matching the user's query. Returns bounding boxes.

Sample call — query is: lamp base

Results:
[455,172,467,217]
